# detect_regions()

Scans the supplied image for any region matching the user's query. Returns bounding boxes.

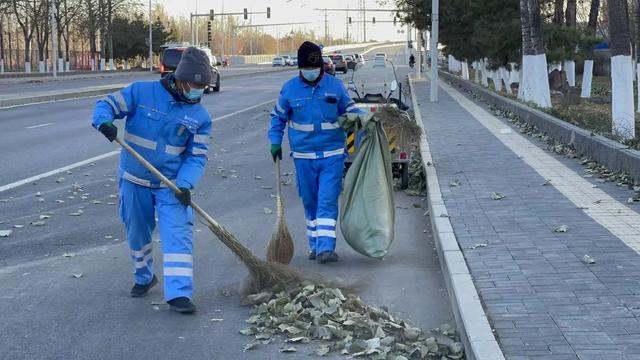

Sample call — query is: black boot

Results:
[317,251,339,264]
[130,275,158,297]
[308,251,316,260]
[168,297,196,314]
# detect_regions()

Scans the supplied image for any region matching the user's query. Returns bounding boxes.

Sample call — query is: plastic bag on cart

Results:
[339,113,395,259]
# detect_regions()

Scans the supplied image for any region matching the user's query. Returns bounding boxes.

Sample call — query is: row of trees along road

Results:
[391,0,638,141]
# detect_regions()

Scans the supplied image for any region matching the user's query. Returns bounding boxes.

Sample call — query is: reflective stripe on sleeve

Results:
[164,267,193,277]
[320,122,341,130]
[193,134,211,144]
[316,218,337,227]
[192,147,208,156]
[112,91,129,112]
[165,145,186,156]
[124,132,157,150]
[307,230,318,237]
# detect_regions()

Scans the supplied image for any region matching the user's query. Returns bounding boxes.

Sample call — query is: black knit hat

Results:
[175,47,213,85]
[297,41,323,68]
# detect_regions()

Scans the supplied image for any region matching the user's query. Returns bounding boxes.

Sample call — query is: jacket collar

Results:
[298,70,326,89]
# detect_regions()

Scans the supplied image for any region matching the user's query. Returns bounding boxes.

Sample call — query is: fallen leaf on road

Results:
[581,255,595,264]
[35,192,42,197]
[0,230,13,237]
[315,345,331,356]
[150,300,165,305]
[279,347,297,353]
[65,170,73,175]
[109,194,117,198]
[91,200,102,204]
[263,208,273,214]
[210,318,224,322]
[243,341,259,351]
[37,198,45,203]
[30,220,46,226]
[554,225,569,233]
[107,202,116,205]
[104,236,113,239]
[254,175,263,180]
[412,203,423,208]
[62,252,76,258]
[629,198,634,204]
[39,215,51,220]
[541,179,551,186]
[469,243,487,249]
[69,210,84,216]
[282,179,292,186]
[284,337,309,343]
[491,192,506,200]
[449,179,460,187]
[260,186,273,190]
[71,272,83,279]
[439,213,449,218]
[55,199,65,204]
[0,199,8,203]
[13,225,24,228]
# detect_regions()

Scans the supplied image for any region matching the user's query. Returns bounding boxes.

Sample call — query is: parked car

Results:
[330,54,348,74]
[281,55,293,66]
[373,55,386,68]
[323,56,336,75]
[291,56,298,66]
[160,43,221,93]
[272,57,286,67]
[353,53,365,65]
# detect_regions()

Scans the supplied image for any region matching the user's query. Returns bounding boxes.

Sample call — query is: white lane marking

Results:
[0,100,276,193]
[214,99,274,122]
[25,122,53,129]
[440,79,640,254]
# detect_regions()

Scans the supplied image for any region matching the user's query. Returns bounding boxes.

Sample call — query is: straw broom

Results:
[266,158,294,264]
[116,139,304,293]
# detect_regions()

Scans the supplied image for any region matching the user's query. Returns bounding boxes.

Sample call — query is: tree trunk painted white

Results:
[0,59,4,74]
[65,61,70,72]
[100,58,105,71]
[25,62,31,73]
[500,67,513,95]
[108,59,114,71]
[39,61,46,73]
[124,60,129,70]
[637,63,640,113]
[90,58,95,71]
[549,62,562,73]
[611,55,635,139]
[520,53,552,108]
[564,60,576,86]
[461,61,470,80]
[480,60,489,87]
[58,58,64,72]
[518,67,524,99]
[447,55,452,72]
[581,60,594,98]
[473,62,480,83]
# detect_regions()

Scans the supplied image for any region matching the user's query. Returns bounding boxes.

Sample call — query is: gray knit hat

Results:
[174,47,212,85]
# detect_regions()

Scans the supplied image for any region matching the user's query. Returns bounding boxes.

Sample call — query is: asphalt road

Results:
[0,48,452,359]
[0,64,284,96]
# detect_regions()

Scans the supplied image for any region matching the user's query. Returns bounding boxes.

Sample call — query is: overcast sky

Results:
[156,0,408,42]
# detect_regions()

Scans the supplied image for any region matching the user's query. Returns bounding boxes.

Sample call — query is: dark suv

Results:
[160,44,221,93]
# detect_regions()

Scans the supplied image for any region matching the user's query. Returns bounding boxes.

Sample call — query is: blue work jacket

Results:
[268,74,364,159]
[92,81,212,189]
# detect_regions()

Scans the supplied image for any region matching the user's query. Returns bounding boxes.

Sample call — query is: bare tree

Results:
[553,0,565,24]
[588,0,600,32]
[565,0,576,27]
[519,0,552,107]
[12,0,40,71]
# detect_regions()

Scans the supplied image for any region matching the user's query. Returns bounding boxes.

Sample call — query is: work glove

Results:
[175,187,191,206]
[98,122,118,142]
[270,144,282,163]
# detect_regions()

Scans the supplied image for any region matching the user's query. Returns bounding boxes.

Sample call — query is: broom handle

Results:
[115,138,223,231]
[275,158,284,216]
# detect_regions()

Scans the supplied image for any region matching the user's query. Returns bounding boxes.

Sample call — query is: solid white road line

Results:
[25,122,53,129]
[0,99,276,193]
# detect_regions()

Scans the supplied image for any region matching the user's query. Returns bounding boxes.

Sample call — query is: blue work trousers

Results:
[119,179,194,301]
[294,156,344,255]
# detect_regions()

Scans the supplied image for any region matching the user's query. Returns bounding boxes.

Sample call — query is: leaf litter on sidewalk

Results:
[239,284,464,359]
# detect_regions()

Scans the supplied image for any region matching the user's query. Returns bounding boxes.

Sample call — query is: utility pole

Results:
[362,0,366,42]
[345,6,349,42]
[149,0,153,72]
[324,9,328,44]
[430,0,439,102]
[50,1,57,77]
[220,0,225,59]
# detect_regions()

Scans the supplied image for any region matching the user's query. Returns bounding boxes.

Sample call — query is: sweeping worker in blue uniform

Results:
[269,41,365,264]
[92,47,213,314]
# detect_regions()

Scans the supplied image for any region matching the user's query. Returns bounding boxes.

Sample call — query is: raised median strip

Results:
[0,67,293,108]
[409,75,506,360]
[440,70,640,184]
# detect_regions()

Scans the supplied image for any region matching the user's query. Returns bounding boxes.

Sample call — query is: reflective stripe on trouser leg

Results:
[119,179,157,285]
[155,187,194,301]
[315,156,344,254]
[294,158,319,252]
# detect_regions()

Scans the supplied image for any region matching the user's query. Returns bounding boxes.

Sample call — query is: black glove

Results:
[98,122,118,142]
[175,187,191,206]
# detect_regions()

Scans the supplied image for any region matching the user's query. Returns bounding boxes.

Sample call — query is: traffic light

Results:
[393,17,397,25]
[348,17,352,24]
[267,7,271,19]
[207,20,212,44]
[243,8,248,20]
[209,9,214,21]
[372,17,376,24]
[408,40,413,49]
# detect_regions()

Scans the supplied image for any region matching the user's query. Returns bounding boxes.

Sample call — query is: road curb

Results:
[439,70,640,184]
[408,75,506,360]
[0,67,294,109]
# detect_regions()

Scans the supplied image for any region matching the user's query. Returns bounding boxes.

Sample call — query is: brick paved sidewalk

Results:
[414,77,640,360]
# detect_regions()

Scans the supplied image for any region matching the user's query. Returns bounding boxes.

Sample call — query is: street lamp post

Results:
[430,0,439,102]
[149,0,153,72]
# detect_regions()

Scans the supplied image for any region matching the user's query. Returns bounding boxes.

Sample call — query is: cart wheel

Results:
[400,163,409,190]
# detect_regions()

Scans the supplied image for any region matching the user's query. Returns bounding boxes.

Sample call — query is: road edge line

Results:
[409,75,506,360]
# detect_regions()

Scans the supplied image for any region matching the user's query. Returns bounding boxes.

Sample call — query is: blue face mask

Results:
[301,69,321,82]
[182,83,205,101]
